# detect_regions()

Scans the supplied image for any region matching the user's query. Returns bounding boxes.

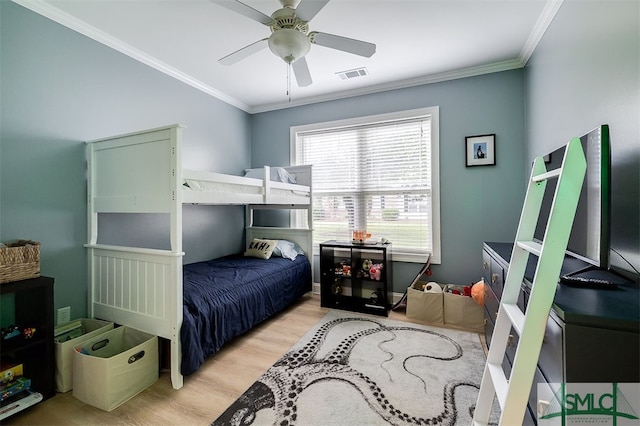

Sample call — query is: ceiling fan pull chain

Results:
[287,62,292,102]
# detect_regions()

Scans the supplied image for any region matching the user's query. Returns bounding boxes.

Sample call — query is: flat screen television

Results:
[533,125,611,271]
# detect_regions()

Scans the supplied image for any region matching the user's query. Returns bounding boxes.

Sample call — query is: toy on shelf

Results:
[331,279,343,295]
[1,364,23,386]
[1,377,31,400]
[1,325,38,340]
[22,328,36,339]
[369,263,383,281]
[1,325,20,340]
[334,260,351,277]
[357,259,373,278]
[368,289,384,306]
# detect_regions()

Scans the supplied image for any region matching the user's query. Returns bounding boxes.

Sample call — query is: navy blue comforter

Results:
[180,254,311,376]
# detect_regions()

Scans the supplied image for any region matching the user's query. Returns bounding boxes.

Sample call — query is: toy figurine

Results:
[342,264,351,276]
[332,279,343,295]
[1,325,20,340]
[22,327,36,339]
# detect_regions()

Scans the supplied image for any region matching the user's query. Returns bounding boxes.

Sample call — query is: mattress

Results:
[180,253,312,375]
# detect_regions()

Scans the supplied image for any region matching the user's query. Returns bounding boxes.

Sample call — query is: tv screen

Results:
[534,125,610,269]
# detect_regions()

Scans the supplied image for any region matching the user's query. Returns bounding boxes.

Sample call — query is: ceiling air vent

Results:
[336,67,368,80]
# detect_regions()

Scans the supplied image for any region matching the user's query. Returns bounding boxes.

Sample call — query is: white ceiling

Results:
[15,0,561,113]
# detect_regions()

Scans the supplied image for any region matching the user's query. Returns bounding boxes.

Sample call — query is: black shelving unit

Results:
[320,240,392,316]
[1,276,55,418]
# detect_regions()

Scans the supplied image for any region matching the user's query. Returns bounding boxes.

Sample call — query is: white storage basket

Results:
[72,326,158,411]
[55,318,114,393]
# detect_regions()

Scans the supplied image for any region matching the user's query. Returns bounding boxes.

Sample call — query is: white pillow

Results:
[244,238,277,259]
[272,240,305,260]
[244,167,297,184]
[275,167,297,184]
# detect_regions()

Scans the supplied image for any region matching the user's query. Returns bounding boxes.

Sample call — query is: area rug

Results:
[212,310,498,425]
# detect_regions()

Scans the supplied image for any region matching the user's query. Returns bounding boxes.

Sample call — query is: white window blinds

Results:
[293,107,440,262]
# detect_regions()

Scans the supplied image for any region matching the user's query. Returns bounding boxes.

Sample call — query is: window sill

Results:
[391,252,439,264]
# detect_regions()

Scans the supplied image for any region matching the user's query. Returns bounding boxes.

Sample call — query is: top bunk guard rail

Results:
[182,166,311,206]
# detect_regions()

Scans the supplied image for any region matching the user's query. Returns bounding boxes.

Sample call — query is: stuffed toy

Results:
[369,263,383,281]
[423,282,443,293]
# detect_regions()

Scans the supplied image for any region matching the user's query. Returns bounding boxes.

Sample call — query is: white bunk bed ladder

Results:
[473,137,586,425]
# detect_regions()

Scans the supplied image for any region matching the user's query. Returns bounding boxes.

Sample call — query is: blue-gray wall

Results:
[250,70,527,291]
[525,0,639,273]
[0,1,251,318]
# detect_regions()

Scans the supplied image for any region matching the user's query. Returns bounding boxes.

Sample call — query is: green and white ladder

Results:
[473,137,586,425]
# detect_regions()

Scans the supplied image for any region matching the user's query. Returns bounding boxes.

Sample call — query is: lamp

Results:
[268,28,310,64]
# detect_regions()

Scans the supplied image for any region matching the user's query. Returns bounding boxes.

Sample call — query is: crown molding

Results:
[519,0,564,65]
[11,0,252,113]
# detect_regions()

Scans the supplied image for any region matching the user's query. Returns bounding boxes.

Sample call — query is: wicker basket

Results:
[0,240,41,284]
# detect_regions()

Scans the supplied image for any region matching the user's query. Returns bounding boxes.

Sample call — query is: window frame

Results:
[290,106,441,264]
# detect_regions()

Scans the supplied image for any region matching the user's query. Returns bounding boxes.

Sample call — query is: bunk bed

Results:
[85,124,313,390]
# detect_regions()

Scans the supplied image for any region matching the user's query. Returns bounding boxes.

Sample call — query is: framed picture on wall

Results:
[465,134,496,167]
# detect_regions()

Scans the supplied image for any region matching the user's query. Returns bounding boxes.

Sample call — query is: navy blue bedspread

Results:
[180,254,311,376]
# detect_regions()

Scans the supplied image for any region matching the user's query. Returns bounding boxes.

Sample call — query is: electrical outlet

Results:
[57,306,71,325]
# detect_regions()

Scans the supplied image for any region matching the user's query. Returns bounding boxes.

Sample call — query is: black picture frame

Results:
[465,134,496,167]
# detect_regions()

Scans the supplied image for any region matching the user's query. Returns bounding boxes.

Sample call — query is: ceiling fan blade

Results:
[292,57,312,87]
[210,0,274,26]
[310,31,376,57]
[219,38,268,65]
[294,0,330,22]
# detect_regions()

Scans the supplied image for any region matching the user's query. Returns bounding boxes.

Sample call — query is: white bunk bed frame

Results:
[85,124,313,389]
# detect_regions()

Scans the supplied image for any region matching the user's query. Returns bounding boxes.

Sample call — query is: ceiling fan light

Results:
[268,28,310,64]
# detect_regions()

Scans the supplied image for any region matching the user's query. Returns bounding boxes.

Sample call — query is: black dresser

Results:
[483,242,639,424]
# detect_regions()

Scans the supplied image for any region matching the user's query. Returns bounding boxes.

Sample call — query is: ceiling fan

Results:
[212,0,376,87]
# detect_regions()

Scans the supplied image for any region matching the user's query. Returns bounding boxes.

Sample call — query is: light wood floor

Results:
[5,294,482,426]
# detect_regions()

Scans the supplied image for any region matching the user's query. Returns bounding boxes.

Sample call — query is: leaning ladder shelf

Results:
[473,137,586,425]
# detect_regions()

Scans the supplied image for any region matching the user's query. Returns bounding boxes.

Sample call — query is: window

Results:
[291,107,440,263]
